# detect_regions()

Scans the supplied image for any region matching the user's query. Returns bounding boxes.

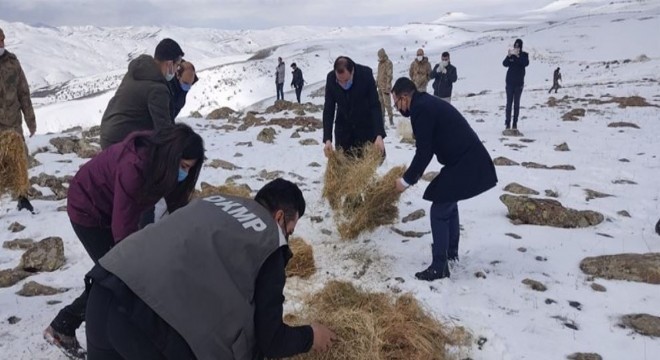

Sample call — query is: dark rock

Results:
[620,314,660,337]
[7,316,21,325]
[568,301,582,311]
[545,190,559,198]
[225,175,243,183]
[580,253,660,284]
[545,298,557,305]
[506,233,522,239]
[19,237,66,272]
[8,222,25,232]
[554,142,570,151]
[493,157,519,166]
[257,127,277,143]
[619,158,630,162]
[522,278,547,291]
[584,189,614,201]
[475,271,487,279]
[520,138,535,143]
[596,233,613,238]
[16,281,68,297]
[612,179,637,185]
[30,173,72,200]
[236,141,253,147]
[502,129,523,137]
[3,238,35,250]
[49,136,100,158]
[535,256,547,262]
[299,138,319,146]
[562,108,586,121]
[47,300,62,305]
[504,182,539,195]
[522,162,576,170]
[0,269,33,288]
[590,283,607,292]
[81,125,101,138]
[390,227,430,238]
[258,169,285,181]
[567,353,602,360]
[321,229,332,236]
[608,122,640,129]
[290,131,301,138]
[206,159,241,170]
[402,209,426,223]
[206,106,236,119]
[267,116,322,130]
[308,162,321,168]
[500,194,604,228]
[309,216,323,223]
[552,315,579,330]
[517,247,527,252]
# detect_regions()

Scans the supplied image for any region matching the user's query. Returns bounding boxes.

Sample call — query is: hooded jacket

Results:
[0,50,35,134]
[100,54,172,149]
[402,92,497,203]
[502,40,530,87]
[322,58,386,151]
[376,49,393,93]
[409,56,432,92]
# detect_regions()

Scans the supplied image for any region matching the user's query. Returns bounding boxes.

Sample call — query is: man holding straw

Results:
[391,77,497,281]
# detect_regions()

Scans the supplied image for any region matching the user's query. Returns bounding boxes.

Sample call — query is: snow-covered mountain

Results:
[1,0,660,359]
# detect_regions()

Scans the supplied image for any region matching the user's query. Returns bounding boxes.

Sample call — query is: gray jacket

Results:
[100,54,172,149]
[100,195,286,360]
[276,62,285,84]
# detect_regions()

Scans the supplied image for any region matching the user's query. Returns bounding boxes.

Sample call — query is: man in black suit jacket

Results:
[392,77,497,281]
[322,56,386,157]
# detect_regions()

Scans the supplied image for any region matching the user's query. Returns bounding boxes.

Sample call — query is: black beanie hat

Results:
[514,39,523,49]
[154,38,184,61]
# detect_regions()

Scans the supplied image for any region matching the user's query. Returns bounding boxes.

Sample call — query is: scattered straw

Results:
[286,281,471,360]
[0,130,29,197]
[194,181,252,198]
[286,237,316,279]
[322,144,406,239]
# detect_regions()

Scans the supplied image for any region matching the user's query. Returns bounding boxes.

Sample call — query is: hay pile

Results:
[287,281,470,360]
[286,237,316,279]
[323,145,406,239]
[0,130,29,197]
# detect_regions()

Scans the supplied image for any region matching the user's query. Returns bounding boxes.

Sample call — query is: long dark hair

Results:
[137,124,205,211]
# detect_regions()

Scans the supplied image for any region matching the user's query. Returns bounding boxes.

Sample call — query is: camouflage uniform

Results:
[409,56,432,93]
[376,48,394,125]
[0,28,35,207]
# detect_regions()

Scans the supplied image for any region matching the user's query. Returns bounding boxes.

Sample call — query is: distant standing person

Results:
[376,48,394,125]
[276,57,285,101]
[391,77,497,281]
[291,62,304,103]
[169,60,199,119]
[322,56,386,158]
[409,48,432,93]
[100,38,184,149]
[502,38,529,130]
[430,52,458,103]
[0,27,36,213]
[548,67,562,94]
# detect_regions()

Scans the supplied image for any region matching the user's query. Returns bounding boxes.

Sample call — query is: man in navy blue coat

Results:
[322,56,386,158]
[502,38,529,130]
[391,77,498,281]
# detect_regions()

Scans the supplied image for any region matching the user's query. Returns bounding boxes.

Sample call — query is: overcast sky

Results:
[0,0,546,29]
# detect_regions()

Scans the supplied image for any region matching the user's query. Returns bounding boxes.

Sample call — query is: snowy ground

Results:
[1,1,660,359]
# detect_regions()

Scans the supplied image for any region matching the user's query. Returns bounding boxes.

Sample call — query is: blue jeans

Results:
[429,202,460,270]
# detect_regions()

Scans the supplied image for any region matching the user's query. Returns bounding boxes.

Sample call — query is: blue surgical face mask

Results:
[177,168,188,182]
[340,80,353,90]
[180,82,191,92]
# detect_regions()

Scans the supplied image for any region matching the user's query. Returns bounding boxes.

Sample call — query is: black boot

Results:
[415,263,450,281]
[17,196,35,214]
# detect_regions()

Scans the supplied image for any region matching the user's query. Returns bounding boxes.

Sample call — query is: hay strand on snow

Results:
[194,182,252,198]
[286,281,470,360]
[286,236,316,279]
[0,130,29,197]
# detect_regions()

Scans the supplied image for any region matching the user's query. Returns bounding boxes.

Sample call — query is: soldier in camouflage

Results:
[377,48,394,126]
[0,27,36,213]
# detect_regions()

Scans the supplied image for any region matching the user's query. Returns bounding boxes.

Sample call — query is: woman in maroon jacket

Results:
[44,123,205,358]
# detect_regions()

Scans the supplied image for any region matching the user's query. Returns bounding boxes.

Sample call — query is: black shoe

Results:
[415,265,450,281]
[505,123,511,130]
[17,196,34,214]
[512,124,518,130]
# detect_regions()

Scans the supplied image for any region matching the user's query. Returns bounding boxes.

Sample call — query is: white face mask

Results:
[165,61,175,81]
[0,48,5,56]
[441,60,449,67]
[416,56,423,62]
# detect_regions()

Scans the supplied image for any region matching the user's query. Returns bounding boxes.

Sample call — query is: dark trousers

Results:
[294,85,303,103]
[50,223,114,336]
[276,82,284,100]
[505,85,524,127]
[429,202,460,270]
[86,284,167,360]
[548,82,560,93]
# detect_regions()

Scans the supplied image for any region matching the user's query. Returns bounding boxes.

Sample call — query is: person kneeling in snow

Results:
[391,77,498,281]
[84,178,336,359]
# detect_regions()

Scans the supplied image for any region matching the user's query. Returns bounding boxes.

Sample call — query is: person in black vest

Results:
[322,56,386,158]
[430,52,458,103]
[502,38,529,130]
[291,63,304,104]
[391,77,498,281]
[84,179,336,359]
